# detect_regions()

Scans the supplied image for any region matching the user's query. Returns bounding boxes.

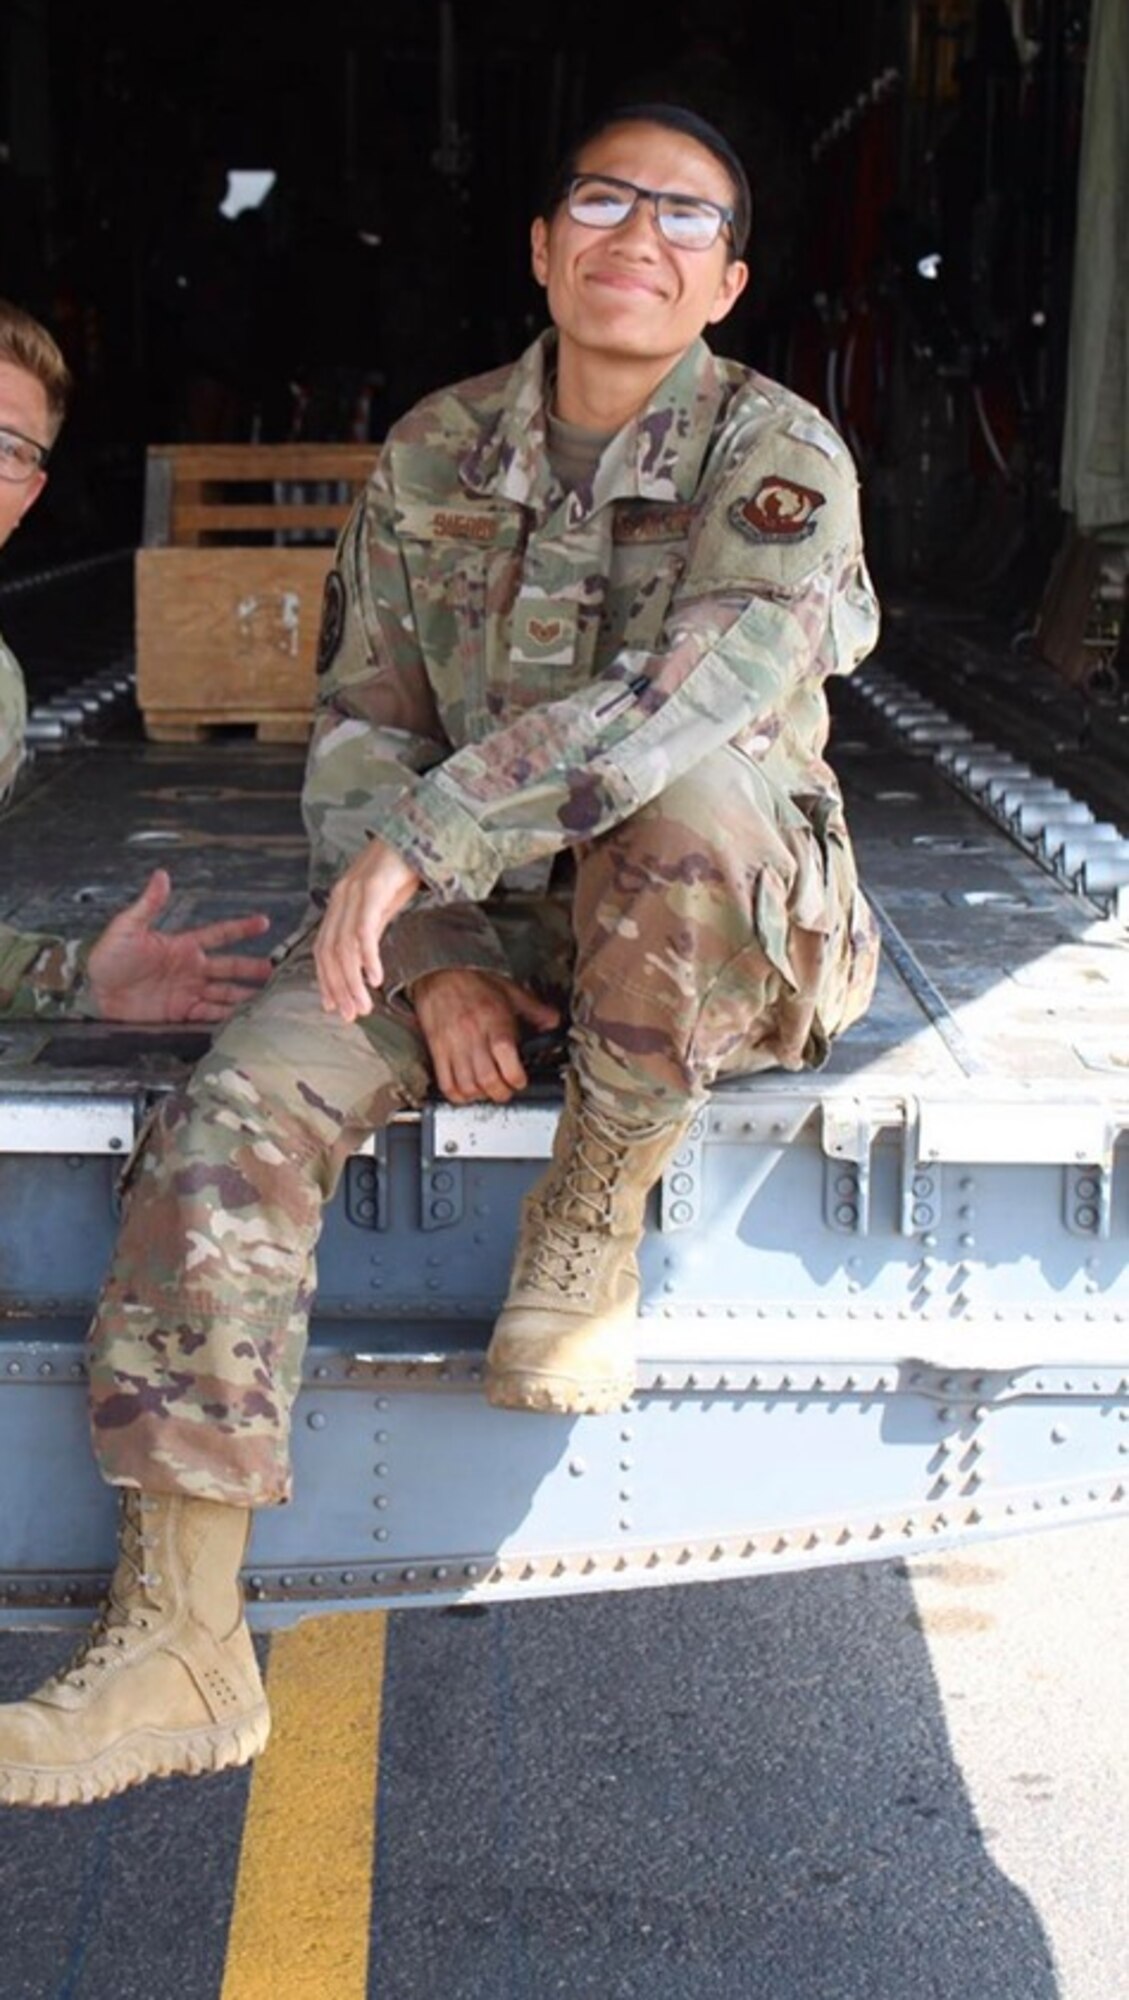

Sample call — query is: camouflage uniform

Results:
[0,632,93,1017]
[88,331,880,1505]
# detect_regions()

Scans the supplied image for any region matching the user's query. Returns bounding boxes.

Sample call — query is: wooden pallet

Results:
[142,709,315,744]
[136,442,377,741]
[1035,526,1127,688]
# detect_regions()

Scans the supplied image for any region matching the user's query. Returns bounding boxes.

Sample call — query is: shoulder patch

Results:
[316,568,346,676]
[729,477,826,546]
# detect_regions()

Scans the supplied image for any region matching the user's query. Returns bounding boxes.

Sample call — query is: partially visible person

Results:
[0,297,272,1022]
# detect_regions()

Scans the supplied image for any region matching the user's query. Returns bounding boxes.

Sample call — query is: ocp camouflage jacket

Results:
[302,330,880,996]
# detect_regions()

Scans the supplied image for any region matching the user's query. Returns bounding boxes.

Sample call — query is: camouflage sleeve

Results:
[300,460,511,995]
[371,424,879,904]
[0,921,95,1019]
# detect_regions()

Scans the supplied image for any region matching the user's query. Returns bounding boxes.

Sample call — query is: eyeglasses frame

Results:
[563,173,734,250]
[0,425,51,484]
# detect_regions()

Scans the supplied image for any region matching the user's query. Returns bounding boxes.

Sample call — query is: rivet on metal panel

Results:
[569,1457,587,1477]
[374,1529,390,1541]
[307,1411,327,1431]
[402,1568,417,1582]
[1051,1426,1068,1444]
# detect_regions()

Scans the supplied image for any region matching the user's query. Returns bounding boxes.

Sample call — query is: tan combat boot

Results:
[485,1074,693,1414]
[0,1491,269,1808]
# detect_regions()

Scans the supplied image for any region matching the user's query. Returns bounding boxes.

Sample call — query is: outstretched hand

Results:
[411,966,560,1105]
[86,869,272,1023]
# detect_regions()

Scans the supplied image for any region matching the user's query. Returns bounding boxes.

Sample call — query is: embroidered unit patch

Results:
[730,476,826,545]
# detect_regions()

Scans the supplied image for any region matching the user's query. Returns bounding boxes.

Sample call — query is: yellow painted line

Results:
[221,1611,388,2000]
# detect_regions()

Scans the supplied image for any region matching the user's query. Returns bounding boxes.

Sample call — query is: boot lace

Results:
[47,1495,164,1694]
[522,1118,628,1295]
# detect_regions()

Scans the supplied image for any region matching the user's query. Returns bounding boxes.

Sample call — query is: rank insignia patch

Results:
[316,569,346,675]
[526,617,563,646]
[730,476,826,545]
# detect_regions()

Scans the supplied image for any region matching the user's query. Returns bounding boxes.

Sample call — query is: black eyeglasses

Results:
[0,426,50,485]
[565,173,733,251]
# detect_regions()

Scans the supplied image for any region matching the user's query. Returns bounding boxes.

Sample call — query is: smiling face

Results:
[0,360,50,552]
[531,121,749,379]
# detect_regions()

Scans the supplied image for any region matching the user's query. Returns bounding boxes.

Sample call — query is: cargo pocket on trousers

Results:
[686,863,817,1082]
[808,821,879,1040]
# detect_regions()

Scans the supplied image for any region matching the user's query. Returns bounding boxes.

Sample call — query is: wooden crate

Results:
[135,442,376,741]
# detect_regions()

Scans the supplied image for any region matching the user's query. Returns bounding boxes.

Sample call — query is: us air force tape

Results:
[316,568,346,675]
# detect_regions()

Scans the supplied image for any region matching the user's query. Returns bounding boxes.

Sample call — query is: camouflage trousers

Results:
[87,748,877,1505]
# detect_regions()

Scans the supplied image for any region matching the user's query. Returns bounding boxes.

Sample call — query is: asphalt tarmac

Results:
[0,1516,1125,2000]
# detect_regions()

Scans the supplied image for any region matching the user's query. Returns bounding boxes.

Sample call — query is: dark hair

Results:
[543,102,752,258]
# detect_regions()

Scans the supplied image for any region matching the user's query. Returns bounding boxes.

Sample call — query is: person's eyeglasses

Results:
[0,427,50,485]
[566,174,733,251]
